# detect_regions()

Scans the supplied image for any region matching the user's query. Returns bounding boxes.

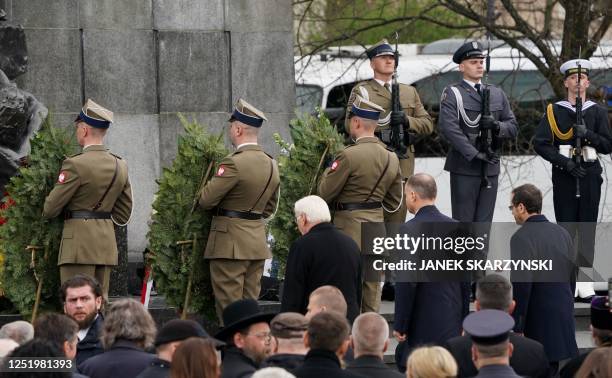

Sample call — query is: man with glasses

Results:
[43,99,132,298]
[216,299,276,378]
[508,184,578,375]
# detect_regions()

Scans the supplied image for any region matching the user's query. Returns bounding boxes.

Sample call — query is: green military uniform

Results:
[199,99,280,322]
[318,135,402,313]
[345,40,433,223]
[43,100,132,297]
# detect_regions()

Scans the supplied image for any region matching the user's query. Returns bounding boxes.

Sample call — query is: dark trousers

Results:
[552,170,601,267]
[450,173,498,222]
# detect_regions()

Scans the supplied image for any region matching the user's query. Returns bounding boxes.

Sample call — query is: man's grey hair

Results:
[0,321,34,345]
[252,367,296,378]
[101,298,156,349]
[294,195,331,224]
[351,312,388,355]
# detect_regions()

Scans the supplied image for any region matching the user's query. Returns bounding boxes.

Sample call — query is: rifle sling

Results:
[93,157,118,212]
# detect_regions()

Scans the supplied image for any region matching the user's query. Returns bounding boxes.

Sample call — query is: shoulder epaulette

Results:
[109,152,123,160]
[67,152,83,158]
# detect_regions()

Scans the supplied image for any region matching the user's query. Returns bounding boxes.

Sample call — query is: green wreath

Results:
[269,110,344,275]
[148,115,227,319]
[0,117,78,319]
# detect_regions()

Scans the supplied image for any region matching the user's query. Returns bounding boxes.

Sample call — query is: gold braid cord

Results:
[547,104,573,141]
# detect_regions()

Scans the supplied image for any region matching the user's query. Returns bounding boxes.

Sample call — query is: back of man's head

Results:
[7,339,68,378]
[476,274,514,312]
[33,313,78,360]
[305,312,349,354]
[294,195,331,224]
[473,340,511,361]
[0,320,34,345]
[351,312,388,358]
[270,313,308,355]
[406,173,437,200]
[307,286,347,319]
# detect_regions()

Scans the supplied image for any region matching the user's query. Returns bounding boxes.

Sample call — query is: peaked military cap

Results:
[591,296,612,330]
[560,59,592,78]
[366,39,395,60]
[270,312,308,339]
[75,99,113,128]
[350,95,385,120]
[463,309,515,345]
[453,41,485,64]
[229,98,268,128]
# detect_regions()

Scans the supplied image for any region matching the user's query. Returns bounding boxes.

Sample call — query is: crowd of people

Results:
[0,270,610,378]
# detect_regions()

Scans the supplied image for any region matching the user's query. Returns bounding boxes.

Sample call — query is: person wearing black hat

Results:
[463,309,521,378]
[43,99,133,298]
[216,298,276,378]
[136,319,224,378]
[534,59,612,301]
[560,295,612,378]
[438,41,517,223]
[199,99,280,323]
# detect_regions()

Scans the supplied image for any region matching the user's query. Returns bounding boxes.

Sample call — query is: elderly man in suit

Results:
[445,274,549,378]
[509,183,578,375]
[392,173,470,372]
[281,195,361,323]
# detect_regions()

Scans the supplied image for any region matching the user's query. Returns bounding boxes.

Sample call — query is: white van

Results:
[294,39,612,222]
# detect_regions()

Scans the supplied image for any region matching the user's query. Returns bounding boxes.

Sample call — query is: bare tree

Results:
[294,0,611,98]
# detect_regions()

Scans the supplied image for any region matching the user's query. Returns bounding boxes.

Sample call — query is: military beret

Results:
[591,296,612,330]
[560,59,592,78]
[75,99,113,129]
[366,39,395,60]
[463,309,515,345]
[270,312,308,339]
[452,41,485,64]
[350,95,384,121]
[229,98,268,128]
[154,319,224,348]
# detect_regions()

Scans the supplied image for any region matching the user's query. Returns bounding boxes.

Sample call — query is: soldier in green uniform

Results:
[43,99,133,298]
[319,95,403,313]
[345,39,433,224]
[199,99,280,322]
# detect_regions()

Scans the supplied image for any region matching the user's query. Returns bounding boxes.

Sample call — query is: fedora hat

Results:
[215,299,276,341]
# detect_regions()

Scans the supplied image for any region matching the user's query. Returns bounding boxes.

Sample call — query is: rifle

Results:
[390,34,408,158]
[574,62,584,198]
[479,39,494,189]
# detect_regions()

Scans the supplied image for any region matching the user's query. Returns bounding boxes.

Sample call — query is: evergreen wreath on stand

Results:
[148,115,227,320]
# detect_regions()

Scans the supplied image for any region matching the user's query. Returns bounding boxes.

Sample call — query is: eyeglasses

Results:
[246,332,272,343]
[507,205,514,211]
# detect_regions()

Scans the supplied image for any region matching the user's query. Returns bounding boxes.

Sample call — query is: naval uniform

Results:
[534,100,612,267]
